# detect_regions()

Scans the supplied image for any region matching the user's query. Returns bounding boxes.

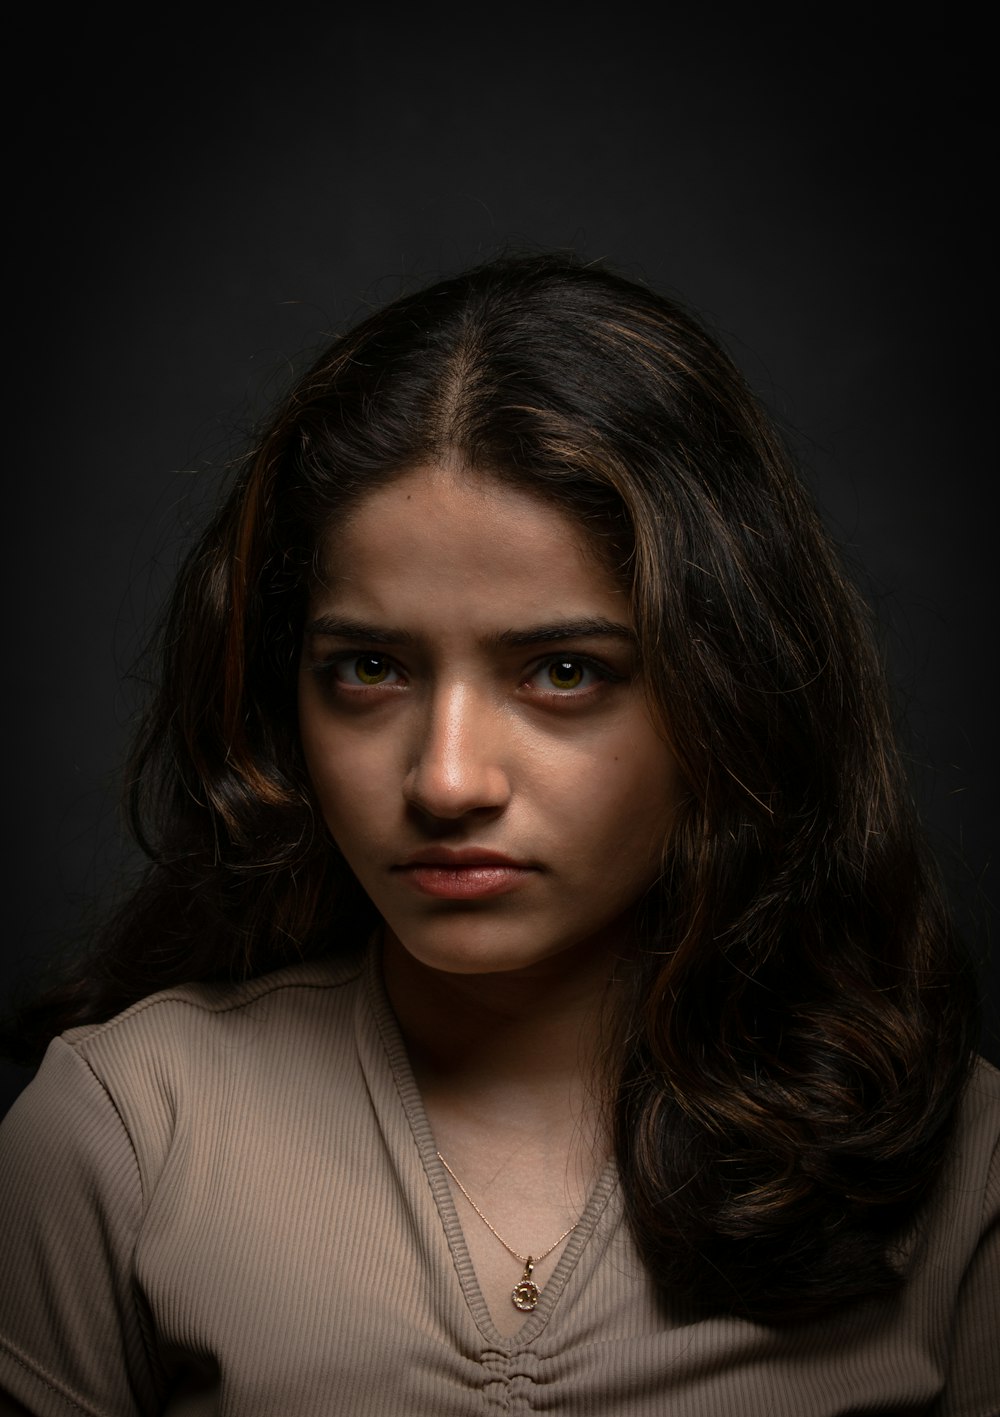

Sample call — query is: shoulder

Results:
[917,1058,1000,1227]
[946,1056,1000,1210]
[6,952,369,1194]
[962,1054,1000,1107]
[63,950,365,1063]
[904,1058,1000,1410]
[70,948,365,1093]
[0,959,372,1415]
[901,1057,1000,1283]
[950,1056,1000,1176]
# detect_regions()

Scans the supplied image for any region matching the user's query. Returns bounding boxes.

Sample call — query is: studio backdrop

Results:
[4,6,995,1113]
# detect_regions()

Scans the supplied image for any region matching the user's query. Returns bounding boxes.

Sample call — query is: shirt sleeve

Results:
[0,1038,160,1416]
[936,1124,1000,1417]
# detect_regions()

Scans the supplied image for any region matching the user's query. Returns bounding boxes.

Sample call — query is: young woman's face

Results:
[298,463,683,977]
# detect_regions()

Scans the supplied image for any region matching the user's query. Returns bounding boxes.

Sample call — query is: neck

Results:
[382,931,623,1128]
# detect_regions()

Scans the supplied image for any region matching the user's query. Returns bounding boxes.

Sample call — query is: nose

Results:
[402,683,511,821]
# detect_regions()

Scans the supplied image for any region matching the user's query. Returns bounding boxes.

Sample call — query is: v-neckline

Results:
[361,945,620,1347]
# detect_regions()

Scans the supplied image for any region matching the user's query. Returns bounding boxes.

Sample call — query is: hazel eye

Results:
[523,655,623,698]
[309,650,406,695]
[547,659,586,690]
[352,655,393,686]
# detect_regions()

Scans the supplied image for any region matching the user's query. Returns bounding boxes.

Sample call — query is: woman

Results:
[1,253,996,1415]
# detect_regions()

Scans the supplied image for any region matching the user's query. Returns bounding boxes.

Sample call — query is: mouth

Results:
[392,847,537,899]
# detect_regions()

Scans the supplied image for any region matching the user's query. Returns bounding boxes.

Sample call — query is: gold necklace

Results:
[436,1152,579,1311]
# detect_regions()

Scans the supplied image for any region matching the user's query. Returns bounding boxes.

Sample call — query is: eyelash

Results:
[326,654,406,689]
[524,657,618,694]
[309,652,623,697]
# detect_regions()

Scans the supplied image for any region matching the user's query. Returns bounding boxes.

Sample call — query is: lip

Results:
[393,847,536,899]
[397,846,529,868]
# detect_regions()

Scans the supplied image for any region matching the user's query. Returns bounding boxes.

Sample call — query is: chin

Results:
[384,917,612,978]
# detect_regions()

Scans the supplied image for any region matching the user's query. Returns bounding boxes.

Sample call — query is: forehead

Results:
[312,463,629,618]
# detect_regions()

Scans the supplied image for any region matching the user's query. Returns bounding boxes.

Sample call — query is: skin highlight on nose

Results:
[402,684,512,821]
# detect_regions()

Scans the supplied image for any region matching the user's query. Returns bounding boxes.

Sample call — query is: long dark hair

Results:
[14,252,979,1322]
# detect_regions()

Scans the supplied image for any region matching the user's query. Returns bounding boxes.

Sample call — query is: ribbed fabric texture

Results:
[1,947,998,1416]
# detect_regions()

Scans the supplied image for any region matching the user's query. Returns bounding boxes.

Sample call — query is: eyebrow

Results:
[304,615,416,645]
[302,614,637,649]
[488,618,637,649]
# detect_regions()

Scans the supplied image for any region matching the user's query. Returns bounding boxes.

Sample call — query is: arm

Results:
[0,1039,161,1416]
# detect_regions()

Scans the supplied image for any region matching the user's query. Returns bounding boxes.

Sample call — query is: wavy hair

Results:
[15,252,978,1321]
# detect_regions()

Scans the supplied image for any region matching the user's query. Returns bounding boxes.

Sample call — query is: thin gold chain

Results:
[436,1152,579,1264]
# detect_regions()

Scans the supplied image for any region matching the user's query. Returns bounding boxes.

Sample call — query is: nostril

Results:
[402,700,511,818]
[402,756,511,820]
[402,771,511,820]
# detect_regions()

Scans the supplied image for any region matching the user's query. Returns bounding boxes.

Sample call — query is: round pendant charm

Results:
[512,1277,540,1311]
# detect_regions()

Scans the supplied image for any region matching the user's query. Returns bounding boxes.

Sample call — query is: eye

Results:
[546,659,587,690]
[325,654,404,688]
[352,655,393,686]
[524,656,612,695]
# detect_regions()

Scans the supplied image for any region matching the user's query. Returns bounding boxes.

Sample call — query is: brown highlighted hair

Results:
[16,252,979,1321]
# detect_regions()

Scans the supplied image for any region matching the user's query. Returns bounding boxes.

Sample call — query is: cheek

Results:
[299,710,355,832]
[566,734,680,868]
[602,732,679,811]
[307,761,349,831]
[299,709,405,855]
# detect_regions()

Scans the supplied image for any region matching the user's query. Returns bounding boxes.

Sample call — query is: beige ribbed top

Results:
[1,947,998,1416]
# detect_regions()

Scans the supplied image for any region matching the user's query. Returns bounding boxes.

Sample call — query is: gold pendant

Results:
[511,1258,539,1312]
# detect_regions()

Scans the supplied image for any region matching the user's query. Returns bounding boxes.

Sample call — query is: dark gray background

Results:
[4,7,995,1115]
